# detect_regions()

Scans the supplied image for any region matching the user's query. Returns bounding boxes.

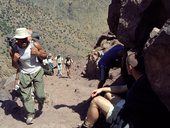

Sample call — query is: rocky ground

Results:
[0,59,120,128]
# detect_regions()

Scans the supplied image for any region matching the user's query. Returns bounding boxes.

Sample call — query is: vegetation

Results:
[0,0,110,79]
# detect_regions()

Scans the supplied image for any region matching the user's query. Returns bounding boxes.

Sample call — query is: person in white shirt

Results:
[10,28,47,124]
[55,54,63,77]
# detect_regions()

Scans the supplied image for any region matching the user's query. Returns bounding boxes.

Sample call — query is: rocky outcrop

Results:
[108,0,170,50]
[144,20,170,111]
[108,0,170,110]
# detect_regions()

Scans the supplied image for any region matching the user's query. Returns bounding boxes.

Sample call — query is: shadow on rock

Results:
[54,98,91,120]
[0,100,26,123]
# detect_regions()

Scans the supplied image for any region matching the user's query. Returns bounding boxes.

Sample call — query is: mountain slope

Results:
[0,0,110,79]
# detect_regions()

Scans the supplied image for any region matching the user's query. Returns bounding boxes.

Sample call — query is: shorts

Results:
[106,99,125,124]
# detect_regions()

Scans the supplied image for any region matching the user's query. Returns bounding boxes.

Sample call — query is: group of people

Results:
[53,54,73,78]
[10,27,73,124]
[42,52,74,78]
[78,49,170,128]
[76,31,170,128]
[9,27,170,127]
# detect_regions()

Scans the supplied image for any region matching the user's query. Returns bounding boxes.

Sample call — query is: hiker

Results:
[42,53,54,76]
[47,53,54,67]
[55,54,63,77]
[110,51,170,128]
[46,53,54,69]
[97,43,124,88]
[64,55,73,78]
[10,28,47,124]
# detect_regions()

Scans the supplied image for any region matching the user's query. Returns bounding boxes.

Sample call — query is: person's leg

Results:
[58,64,62,77]
[20,85,35,114]
[57,64,61,76]
[106,99,125,124]
[33,68,45,111]
[83,96,113,128]
[19,73,35,124]
[67,66,71,78]
[65,66,69,77]
[104,92,122,104]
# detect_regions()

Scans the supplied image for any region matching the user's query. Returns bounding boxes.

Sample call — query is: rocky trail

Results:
[0,61,100,128]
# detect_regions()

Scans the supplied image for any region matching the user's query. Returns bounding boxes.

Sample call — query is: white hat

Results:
[14,28,30,39]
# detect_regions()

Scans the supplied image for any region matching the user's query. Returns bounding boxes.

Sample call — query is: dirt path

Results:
[0,63,99,128]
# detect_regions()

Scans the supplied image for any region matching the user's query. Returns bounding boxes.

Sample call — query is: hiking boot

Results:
[26,115,34,125]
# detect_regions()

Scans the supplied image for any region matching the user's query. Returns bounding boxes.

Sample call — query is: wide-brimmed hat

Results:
[14,28,30,39]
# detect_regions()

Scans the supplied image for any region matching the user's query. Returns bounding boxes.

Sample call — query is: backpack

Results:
[30,35,53,76]
[31,31,43,43]
[42,62,54,76]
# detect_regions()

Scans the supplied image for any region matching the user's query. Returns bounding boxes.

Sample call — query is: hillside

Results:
[0,0,110,79]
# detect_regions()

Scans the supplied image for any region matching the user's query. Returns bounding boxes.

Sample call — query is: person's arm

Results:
[110,84,128,93]
[91,87,111,97]
[10,49,20,69]
[14,69,20,89]
[15,68,19,80]
[31,42,47,60]
[91,84,128,98]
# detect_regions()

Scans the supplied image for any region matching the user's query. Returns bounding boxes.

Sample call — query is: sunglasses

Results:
[16,38,28,43]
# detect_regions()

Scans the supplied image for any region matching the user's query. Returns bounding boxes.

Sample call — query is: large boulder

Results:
[108,0,170,110]
[144,20,170,111]
[108,0,170,50]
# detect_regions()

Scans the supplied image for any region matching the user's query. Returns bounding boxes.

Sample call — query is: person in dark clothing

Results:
[97,44,124,88]
[111,51,170,128]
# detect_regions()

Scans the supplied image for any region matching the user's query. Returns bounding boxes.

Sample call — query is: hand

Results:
[13,53,21,62]
[14,79,20,90]
[31,47,39,56]
[91,88,102,98]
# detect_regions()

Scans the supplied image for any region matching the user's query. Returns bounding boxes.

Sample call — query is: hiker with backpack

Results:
[64,55,73,78]
[42,53,54,76]
[10,28,47,124]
